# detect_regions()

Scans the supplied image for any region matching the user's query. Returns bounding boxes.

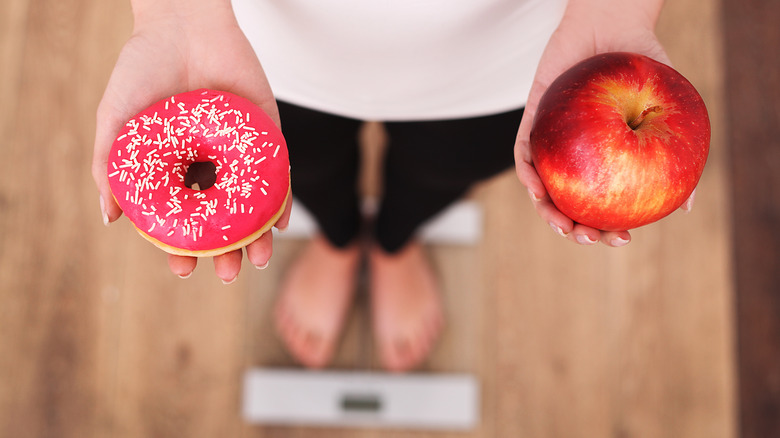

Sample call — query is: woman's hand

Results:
[92,0,291,282]
[514,0,691,247]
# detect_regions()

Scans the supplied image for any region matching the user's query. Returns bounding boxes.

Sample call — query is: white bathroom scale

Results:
[277,197,483,245]
[242,368,480,430]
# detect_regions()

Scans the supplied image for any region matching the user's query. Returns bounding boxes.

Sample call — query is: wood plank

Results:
[721,0,780,437]
[0,0,123,436]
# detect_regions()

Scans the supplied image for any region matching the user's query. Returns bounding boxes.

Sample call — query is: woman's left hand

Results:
[513,0,693,247]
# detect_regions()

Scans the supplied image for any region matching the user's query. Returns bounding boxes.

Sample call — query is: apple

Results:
[529,52,710,231]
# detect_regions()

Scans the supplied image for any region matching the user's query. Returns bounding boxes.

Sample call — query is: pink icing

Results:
[107,89,289,253]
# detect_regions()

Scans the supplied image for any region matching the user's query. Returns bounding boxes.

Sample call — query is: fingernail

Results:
[682,189,697,213]
[683,196,694,213]
[611,237,630,247]
[528,188,541,202]
[576,234,597,245]
[177,271,193,279]
[99,196,109,226]
[549,222,567,237]
[255,260,270,270]
[276,225,288,233]
[222,275,238,285]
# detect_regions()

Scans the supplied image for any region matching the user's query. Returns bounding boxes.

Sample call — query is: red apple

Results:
[529,52,710,231]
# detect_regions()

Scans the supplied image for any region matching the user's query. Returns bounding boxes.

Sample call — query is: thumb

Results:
[92,96,130,225]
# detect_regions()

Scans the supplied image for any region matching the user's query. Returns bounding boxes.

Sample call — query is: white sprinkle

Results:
[223,235,229,241]
[273,145,280,157]
[221,225,231,230]
[261,188,268,196]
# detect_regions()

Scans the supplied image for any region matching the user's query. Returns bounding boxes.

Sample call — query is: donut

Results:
[107,88,290,257]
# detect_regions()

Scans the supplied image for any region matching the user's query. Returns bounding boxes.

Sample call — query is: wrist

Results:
[131,0,235,31]
[563,0,663,31]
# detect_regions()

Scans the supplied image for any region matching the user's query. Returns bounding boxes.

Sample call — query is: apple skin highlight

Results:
[530,52,711,231]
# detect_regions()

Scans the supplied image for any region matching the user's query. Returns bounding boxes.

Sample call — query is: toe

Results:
[384,337,411,373]
[301,331,331,369]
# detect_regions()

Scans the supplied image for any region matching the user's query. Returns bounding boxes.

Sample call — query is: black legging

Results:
[278,101,524,253]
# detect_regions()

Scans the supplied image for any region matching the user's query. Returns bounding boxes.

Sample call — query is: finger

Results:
[528,194,575,238]
[518,158,574,238]
[513,79,547,170]
[569,223,600,246]
[680,188,696,213]
[168,254,198,279]
[233,81,280,129]
[515,159,548,204]
[213,249,243,284]
[600,230,632,247]
[216,52,281,128]
[513,111,535,167]
[246,231,273,269]
[274,187,293,232]
[93,98,130,225]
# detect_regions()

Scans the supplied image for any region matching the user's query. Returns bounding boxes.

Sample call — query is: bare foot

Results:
[369,241,445,372]
[274,234,361,368]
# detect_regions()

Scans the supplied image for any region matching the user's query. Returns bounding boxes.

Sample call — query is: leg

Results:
[370,108,524,372]
[279,101,364,248]
[273,101,364,368]
[377,107,524,252]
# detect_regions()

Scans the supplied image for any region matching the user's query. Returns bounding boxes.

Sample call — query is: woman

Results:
[93,0,683,372]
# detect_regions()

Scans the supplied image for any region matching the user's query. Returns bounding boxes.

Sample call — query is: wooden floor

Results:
[0,0,755,436]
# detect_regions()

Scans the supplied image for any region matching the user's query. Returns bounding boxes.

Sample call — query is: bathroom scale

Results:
[277,197,483,245]
[242,368,479,430]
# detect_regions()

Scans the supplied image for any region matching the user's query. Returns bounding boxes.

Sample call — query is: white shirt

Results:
[233,0,566,120]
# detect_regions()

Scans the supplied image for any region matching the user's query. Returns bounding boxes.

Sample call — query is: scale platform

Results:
[242,368,480,430]
[278,197,483,246]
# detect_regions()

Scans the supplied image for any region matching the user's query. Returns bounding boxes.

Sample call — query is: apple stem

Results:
[628,105,662,130]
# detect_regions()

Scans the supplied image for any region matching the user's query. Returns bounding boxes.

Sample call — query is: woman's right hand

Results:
[92,0,291,283]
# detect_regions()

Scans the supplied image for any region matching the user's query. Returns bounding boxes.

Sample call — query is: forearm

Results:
[130,0,235,29]
[563,0,664,30]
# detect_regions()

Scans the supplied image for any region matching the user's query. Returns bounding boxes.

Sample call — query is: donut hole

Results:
[184,161,217,191]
